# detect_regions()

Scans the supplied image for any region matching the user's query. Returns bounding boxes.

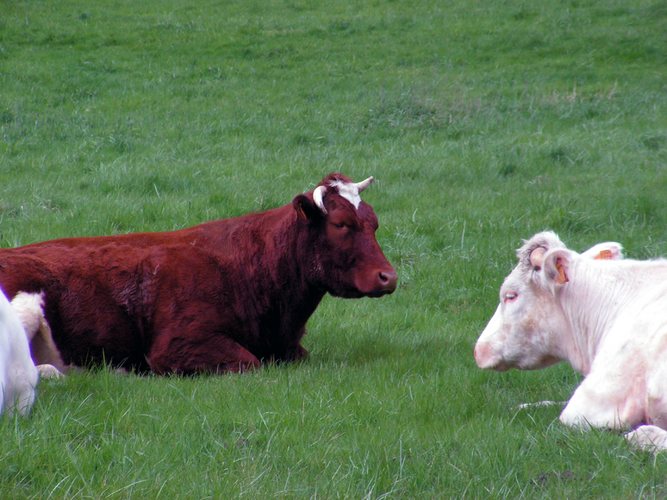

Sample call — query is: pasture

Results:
[1,0,666,496]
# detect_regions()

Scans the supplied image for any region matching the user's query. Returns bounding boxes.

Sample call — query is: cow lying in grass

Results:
[0,173,397,375]
[474,231,667,452]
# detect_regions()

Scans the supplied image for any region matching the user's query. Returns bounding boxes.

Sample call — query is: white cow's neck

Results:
[558,261,630,375]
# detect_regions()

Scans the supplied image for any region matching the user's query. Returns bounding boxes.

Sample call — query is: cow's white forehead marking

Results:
[329,180,362,209]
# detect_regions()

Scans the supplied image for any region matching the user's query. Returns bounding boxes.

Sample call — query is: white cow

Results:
[0,288,38,415]
[474,231,667,452]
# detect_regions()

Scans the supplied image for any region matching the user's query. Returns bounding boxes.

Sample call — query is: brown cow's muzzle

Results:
[362,267,398,297]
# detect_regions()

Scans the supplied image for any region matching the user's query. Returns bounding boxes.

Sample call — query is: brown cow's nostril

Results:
[378,269,398,291]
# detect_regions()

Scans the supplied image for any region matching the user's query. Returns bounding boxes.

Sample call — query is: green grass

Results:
[1,0,667,496]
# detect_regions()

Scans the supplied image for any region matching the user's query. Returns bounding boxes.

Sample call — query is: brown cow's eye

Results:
[332,222,347,229]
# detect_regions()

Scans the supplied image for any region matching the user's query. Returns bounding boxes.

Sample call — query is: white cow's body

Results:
[0,288,38,415]
[474,231,667,451]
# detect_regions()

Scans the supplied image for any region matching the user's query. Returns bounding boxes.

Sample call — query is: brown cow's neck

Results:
[195,205,326,358]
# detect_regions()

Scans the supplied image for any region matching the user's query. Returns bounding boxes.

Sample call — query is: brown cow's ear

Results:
[293,194,323,222]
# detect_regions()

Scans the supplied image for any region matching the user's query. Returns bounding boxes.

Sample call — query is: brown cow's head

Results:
[292,173,397,298]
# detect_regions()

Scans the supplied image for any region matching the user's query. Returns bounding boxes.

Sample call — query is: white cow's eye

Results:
[503,292,518,303]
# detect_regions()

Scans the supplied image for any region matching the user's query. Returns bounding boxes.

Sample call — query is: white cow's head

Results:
[473,231,622,371]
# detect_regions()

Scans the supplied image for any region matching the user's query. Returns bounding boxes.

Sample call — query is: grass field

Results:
[1,0,667,496]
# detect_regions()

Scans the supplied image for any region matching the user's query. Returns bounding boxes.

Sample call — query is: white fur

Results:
[330,180,363,209]
[626,425,667,453]
[475,232,667,452]
[11,292,66,378]
[0,288,38,415]
[315,176,374,214]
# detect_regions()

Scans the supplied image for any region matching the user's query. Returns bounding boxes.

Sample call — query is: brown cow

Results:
[0,173,397,375]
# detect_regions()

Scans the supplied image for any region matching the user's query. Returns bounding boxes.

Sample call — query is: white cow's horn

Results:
[313,185,327,214]
[529,245,547,270]
[354,176,374,193]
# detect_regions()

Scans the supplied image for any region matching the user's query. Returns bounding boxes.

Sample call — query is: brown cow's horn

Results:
[354,176,374,193]
[529,245,547,270]
[313,185,327,214]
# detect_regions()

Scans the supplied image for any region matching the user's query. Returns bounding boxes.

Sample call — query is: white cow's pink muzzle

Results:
[474,341,509,371]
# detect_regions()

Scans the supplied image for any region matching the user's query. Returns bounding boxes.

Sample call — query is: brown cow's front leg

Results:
[147,332,260,375]
[282,343,309,362]
[271,326,309,363]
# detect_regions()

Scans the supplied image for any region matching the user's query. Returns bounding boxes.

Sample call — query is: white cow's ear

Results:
[542,249,573,286]
[580,242,624,261]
